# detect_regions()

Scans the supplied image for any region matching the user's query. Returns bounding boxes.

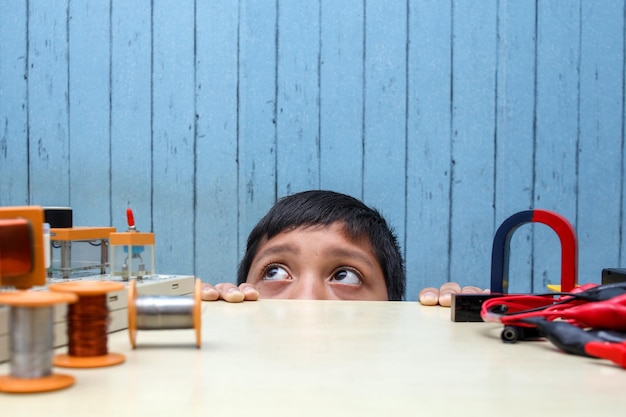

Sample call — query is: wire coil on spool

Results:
[0,291,77,393]
[48,280,126,368]
[127,278,202,348]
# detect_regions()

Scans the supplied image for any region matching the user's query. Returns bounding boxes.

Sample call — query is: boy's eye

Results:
[262,265,290,281]
[331,269,362,285]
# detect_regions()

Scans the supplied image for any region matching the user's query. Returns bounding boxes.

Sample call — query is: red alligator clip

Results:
[585,342,626,368]
[546,293,626,332]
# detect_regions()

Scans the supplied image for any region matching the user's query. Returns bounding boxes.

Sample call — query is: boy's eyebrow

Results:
[325,247,377,269]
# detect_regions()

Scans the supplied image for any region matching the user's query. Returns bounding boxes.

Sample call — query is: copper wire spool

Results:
[48,280,126,368]
[128,278,202,349]
[0,291,77,393]
[66,294,110,357]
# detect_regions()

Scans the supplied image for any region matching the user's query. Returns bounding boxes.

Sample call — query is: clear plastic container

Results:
[109,232,155,280]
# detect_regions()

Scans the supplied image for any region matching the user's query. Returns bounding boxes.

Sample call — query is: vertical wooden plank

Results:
[623,6,626,270]
[238,0,278,259]
[195,0,239,283]
[494,0,537,293]
[0,0,29,206]
[27,0,70,207]
[534,0,580,291]
[110,1,152,233]
[577,1,624,283]
[276,0,321,196]
[406,0,453,300]
[152,0,195,275]
[319,0,364,198]
[449,0,498,289]
[68,0,111,226]
[363,0,407,254]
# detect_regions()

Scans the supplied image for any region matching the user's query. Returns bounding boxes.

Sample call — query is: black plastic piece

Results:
[451,293,506,322]
[602,268,626,285]
[500,325,545,343]
[573,281,626,302]
[44,207,73,228]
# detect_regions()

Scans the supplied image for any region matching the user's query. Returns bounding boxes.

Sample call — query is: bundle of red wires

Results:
[480,282,626,332]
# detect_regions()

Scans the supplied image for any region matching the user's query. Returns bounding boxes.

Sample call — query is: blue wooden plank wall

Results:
[1,0,625,301]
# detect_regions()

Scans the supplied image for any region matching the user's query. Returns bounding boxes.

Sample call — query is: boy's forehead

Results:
[270,221,363,241]
[260,222,377,256]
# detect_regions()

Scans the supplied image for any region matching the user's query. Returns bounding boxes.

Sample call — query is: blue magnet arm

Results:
[490,210,534,294]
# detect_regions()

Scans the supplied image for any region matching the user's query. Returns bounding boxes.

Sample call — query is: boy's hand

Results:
[418,282,488,307]
[201,282,259,302]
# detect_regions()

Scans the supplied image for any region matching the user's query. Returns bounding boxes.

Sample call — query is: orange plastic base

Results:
[127,279,138,349]
[48,280,125,296]
[0,373,75,393]
[0,290,77,307]
[193,278,202,348]
[54,352,126,369]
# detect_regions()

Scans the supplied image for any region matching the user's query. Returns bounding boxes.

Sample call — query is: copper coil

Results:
[0,218,33,278]
[66,294,110,357]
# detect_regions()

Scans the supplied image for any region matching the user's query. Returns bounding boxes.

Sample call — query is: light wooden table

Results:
[1,300,625,416]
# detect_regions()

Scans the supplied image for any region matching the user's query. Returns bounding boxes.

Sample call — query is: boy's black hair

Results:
[237,190,406,300]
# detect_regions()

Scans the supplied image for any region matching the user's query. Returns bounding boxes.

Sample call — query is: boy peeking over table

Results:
[201,190,487,305]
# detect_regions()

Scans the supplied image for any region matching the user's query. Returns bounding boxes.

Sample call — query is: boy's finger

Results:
[215,283,246,303]
[201,283,220,301]
[438,282,462,307]
[461,285,483,294]
[239,283,260,301]
[418,287,440,306]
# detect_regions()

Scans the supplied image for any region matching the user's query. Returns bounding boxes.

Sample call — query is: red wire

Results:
[480,294,580,325]
[481,289,626,331]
